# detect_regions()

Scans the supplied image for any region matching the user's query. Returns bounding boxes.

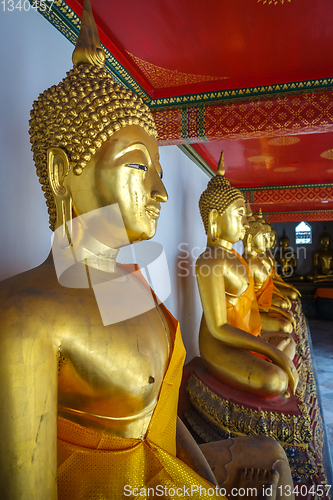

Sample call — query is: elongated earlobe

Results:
[47,148,72,244]
[208,209,219,242]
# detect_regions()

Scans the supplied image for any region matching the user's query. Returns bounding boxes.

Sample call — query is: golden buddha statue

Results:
[196,155,298,401]
[263,220,301,300]
[242,204,295,334]
[310,228,333,281]
[0,3,296,498]
[276,231,298,280]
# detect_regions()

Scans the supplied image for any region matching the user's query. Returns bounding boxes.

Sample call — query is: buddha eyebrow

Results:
[114,143,151,160]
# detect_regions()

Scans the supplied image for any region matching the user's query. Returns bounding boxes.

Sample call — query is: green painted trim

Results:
[30,0,151,103]
[149,80,333,109]
[177,145,215,178]
[264,210,333,215]
[32,0,333,111]
[239,183,333,192]
[198,106,206,139]
[181,108,188,140]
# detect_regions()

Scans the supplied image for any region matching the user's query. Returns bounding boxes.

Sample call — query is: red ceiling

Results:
[192,133,333,188]
[65,0,333,96]
[61,0,333,218]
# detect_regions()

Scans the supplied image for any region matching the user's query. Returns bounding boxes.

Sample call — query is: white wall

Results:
[0,8,209,360]
[0,7,72,278]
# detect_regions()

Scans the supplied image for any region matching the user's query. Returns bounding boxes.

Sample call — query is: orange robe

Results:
[255,275,274,312]
[225,250,262,337]
[57,304,223,500]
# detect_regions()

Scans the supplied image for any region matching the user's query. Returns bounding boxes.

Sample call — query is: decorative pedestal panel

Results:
[179,304,331,498]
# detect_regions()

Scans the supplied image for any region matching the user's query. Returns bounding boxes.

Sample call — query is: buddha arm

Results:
[196,256,298,394]
[176,417,218,486]
[261,305,296,329]
[0,325,58,499]
[273,278,301,297]
[273,288,291,306]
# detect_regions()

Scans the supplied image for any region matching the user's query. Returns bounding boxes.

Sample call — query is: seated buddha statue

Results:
[0,2,295,499]
[310,228,333,282]
[196,154,298,401]
[263,221,301,300]
[242,204,295,334]
[276,231,298,280]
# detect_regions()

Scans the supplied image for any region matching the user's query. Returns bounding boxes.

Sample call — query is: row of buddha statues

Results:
[267,226,333,282]
[0,1,322,498]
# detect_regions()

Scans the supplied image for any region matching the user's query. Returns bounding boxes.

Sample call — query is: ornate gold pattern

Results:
[127,52,227,89]
[253,186,333,205]
[153,91,333,143]
[273,167,297,172]
[257,0,291,5]
[268,211,333,222]
[269,136,300,146]
[321,149,333,160]
[248,155,274,163]
[186,374,312,448]
[288,460,317,480]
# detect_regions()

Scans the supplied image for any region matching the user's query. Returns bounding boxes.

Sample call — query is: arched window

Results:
[295,221,312,245]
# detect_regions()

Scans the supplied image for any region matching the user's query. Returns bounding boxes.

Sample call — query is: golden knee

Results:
[259,365,288,397]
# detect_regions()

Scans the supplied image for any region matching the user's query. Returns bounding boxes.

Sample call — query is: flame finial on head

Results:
[216,151,225,176]
[72,0,105,68]
[257,207,264,222]
[246,202,256,222]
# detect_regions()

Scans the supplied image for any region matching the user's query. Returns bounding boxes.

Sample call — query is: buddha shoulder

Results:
[196,248,229,275]
[0,260,61,340]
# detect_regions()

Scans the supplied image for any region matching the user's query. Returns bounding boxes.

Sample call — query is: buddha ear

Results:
[47,148,72,239]
[47,147,71,197]
[208,209,219,242]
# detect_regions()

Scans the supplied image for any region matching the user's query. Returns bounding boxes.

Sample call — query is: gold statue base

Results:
[179,305,330,493]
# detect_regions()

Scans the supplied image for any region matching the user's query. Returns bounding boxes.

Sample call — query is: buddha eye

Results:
[159,172,163,179]
[126,163,148,172]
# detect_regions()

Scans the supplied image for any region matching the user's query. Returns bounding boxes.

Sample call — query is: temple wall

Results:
[0,8,210,360]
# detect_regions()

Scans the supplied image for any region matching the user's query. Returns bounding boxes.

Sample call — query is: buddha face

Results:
[216,199,248,244]
[66,125,168,246]
[321,235,330,249]
[280,237,290,250]
[270,230,277,249]
[263,229,271,250]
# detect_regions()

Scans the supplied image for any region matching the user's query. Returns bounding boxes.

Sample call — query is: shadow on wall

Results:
[272,220,333,276]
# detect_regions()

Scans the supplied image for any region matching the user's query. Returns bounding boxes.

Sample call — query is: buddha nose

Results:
[151,171,168,203]
[152,186,168,203]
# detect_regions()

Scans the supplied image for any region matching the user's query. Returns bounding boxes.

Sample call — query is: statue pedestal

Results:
[179,357,311,448]
[179,307,330,493]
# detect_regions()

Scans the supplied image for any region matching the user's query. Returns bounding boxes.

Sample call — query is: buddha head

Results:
[199,153,247,245]
[279,230,290,250]
[259,214,274,251]
[29,0,167,247]
[243,204,266,253]
[320,228,331,249]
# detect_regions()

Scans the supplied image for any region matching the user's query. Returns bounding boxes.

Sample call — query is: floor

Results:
[307,318,333,479]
